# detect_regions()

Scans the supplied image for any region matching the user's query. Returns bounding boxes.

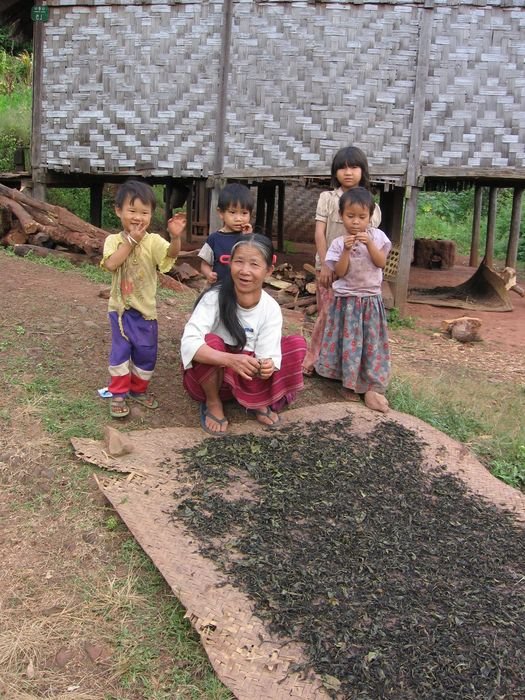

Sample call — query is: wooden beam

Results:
[485,186,497,267]
[469,184,483,268]
[506,186,524,269]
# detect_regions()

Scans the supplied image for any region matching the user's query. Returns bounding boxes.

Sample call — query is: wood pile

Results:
[264,262,318,314]
[0,183,200,291]
[0,182,106,259]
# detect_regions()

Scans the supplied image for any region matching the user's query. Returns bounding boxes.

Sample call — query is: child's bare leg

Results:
[364,390,389,413]
[200,368,228,433]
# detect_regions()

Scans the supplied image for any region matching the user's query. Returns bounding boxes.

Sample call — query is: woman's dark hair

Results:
[195,234,274,350]
[331,146,370,190]
[339,186,376,217]
[218,183,254,212]
[115,179,157,211]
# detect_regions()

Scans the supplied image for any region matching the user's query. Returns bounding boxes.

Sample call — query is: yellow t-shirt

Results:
[101,231,176,320]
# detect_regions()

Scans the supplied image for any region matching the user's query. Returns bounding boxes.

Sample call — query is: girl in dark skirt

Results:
[181,234,307,435]
[315,187,392,413]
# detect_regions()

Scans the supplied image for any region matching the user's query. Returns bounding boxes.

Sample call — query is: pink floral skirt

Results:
[315,295,391,394]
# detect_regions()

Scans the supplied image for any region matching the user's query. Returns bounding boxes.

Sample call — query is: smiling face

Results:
[230,244,272,300]
[341,201,371,235]
[115,195,153,234]
[218,202,252,233]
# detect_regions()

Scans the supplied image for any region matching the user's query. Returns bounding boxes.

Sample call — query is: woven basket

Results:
[384,244,400,281]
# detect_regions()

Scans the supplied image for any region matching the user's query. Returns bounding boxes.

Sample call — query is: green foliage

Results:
[47,184,168,232]
[388,377,485,444]
[0,49,32,94]
[491,444,525,489]
[47,187,121,231]
[0,87,31,171]
[387,307,415,329]
[416,188,525,262]
[21,250,112,284]
[387,377,525,488]
[0,27,32,55]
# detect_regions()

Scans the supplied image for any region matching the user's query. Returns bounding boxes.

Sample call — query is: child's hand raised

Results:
[241,223,253,234]
[343,234,356,250]
[167,212,187,240]
[127,221,148,244]
[354,230,370,245]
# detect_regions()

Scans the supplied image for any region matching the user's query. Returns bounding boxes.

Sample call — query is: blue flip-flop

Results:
[200,403,228,437]
[249,406,281,428]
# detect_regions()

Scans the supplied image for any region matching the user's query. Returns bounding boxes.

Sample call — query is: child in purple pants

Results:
[101,180,186,418]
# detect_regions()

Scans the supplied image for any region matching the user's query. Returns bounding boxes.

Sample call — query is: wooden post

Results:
[31,20,46,201]
[277,181,285,253]
[485,186,497,267]
[255,184,266,232]
[394,186,420,316]
[164,180,174,236]
[185,180,194,243]
[264,182,276,239]
[393,6,433,314]
[90,183,103,228]
[469,184,483,268]
[208,183,223,234]
[506,186,524,269]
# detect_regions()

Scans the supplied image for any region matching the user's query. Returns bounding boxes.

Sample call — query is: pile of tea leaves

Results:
[170,418,525,699]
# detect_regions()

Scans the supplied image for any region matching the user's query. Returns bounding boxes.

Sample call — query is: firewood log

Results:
[0,195,38,233]
[440,316,482,343]
[281,295,317,310]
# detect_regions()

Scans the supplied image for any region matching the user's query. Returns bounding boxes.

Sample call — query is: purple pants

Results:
[108,309,158,396]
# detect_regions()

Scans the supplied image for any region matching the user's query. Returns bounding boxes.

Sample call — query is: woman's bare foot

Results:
[341,388,361,402]
[364,391,389,413]
[200,401,229,435]
[251,406,281,427]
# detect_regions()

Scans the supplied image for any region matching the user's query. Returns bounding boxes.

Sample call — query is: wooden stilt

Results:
[277,181,285,253]
[264,182,276,239]
[394,186,419,316]
[506,186,523,269]
[485,186,497,267]
[469,184,483,268]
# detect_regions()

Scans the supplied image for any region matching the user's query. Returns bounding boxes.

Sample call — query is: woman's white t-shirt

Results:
[181,289,283,369]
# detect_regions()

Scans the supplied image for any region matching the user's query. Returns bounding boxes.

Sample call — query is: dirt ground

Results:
[1,250,524,699]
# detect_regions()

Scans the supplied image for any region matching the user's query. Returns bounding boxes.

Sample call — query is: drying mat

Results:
[408,259,513,312]
[71,404,525,699]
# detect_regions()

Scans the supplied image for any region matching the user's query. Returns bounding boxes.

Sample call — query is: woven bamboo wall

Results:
[38,0,525,179]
